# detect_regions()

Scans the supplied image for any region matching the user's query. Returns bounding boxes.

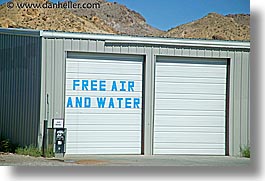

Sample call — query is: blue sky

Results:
[0,0,250,30]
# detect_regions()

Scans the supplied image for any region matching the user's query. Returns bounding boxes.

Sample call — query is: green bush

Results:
[15,145,42,157]
[0,136,54,158]
[0,137,18,153]
[43,146,54,158]
[240,145,250,158]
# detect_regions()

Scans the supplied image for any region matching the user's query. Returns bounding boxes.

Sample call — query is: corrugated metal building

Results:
[0,28,250,156]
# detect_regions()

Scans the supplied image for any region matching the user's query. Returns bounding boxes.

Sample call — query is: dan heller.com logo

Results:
[6,1,101,9]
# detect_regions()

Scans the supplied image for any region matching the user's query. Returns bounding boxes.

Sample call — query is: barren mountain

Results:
[164,13,250,41]
[70,0,163,36]
[0,0,250,41]
[0,0,114,34]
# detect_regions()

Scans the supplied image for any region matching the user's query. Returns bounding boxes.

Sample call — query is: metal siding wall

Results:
[0,34,41,146]
[233,52,243,155]
[45,39,54,127]
[241,52,250,147]
[42,37,250,156]
[144,46,153,155]
[228,51,235,155]
[54,39,64,118]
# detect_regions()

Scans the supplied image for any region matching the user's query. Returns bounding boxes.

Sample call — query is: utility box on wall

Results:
[0,28,250,157]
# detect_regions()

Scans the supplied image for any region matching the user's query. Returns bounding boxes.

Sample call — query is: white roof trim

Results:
[42,31,250,49]
[0,28,250,49]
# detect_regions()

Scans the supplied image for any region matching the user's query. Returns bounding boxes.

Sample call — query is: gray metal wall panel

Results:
[143,46,153,155]
[190,49,197,57]
[168,48,174,56]
[197,49,205,57]
[72,39,80,51]
[54,39,64,118]
[182,48,190,56]
[64,39,72,51]
[205,49,212,57]
[79,39,88,51]
[104,45,113,53]
[220,50,228,58]
[212,50,220,57]
[160,47,168,55]
[228,51,235,155]
[136,46,144,54]
[97,40,105,52]
[128,45,137,54]
[45,39,54,127]
[0,33,41,147]
[120,45,129,54]
[240,52,250,147]
[41,37,250,156]
[174,48,182,56]
[233,52,243,155]
[89,40,97,52]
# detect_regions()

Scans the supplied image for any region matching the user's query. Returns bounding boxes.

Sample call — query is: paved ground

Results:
[0,153,250,166]
[64,155,251,166]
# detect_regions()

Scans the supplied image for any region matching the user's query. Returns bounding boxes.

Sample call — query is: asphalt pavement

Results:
[63,155,250,166]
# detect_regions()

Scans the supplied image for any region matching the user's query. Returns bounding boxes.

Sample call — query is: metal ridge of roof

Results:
[0,28,250,49]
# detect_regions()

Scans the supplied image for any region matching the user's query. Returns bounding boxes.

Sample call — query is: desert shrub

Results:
[240,145,250,158]
[0,137,18,153]
[15,145,42,157]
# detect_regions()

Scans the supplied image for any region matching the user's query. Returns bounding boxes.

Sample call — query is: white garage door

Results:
[65,54,143,154]
[154,57,227,155]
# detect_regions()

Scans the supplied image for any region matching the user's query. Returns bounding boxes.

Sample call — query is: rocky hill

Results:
[0,0,250,41]
[0,0,114,34]
[164,13,250,41]
[69,0,164,36]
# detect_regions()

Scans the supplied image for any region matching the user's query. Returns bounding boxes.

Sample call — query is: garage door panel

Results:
[155,83,226,93]
[154,149,225,155]
[66,81,142,92]
[67,58,142,64]
[66,73,143,81]
[65,55,143,154]
[69,130,140,136]
[156,77,226,84]
[156,99,225,110]
[156,69,226,78]
[156,61,226,67]
[154,143,225,149]
[66,124,140,131]
[156,64,226,71]
[66,91,142,97]
[155,110,225,116]
[154,126,225,133]
[66,108,141,114]
[156,93,225,100]
[66,135,140,142]
[155,118,225,127]
[154,59,227,155]
[66,148,141,155]
[155,133,225,143]
[67,67,142,75]
[155,116,224,127]
[156,68,226,77]
[65,114,141,124]
[65,118,141,124]
[67,142,140,148]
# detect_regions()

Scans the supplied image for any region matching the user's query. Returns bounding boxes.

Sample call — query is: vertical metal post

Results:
[42,120,48,157]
